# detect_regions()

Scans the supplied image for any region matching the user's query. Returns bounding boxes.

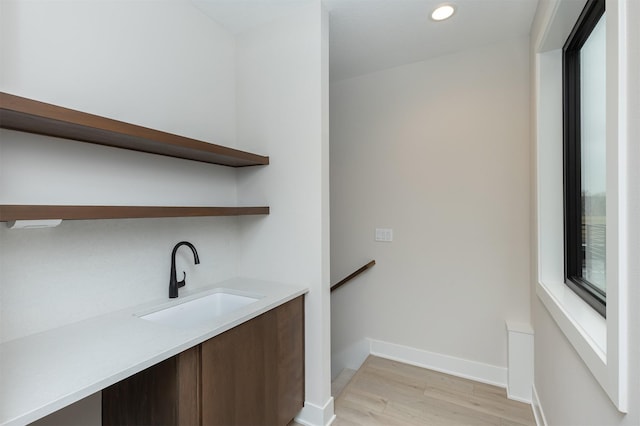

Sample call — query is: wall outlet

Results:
[375,228,393,242]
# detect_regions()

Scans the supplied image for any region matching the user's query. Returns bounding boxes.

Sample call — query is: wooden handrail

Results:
[330,260,376,292]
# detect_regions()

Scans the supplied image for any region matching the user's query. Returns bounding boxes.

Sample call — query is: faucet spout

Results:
[169,241,200,298]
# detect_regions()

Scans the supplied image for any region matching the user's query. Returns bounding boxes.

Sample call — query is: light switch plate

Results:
[375,228,393,242]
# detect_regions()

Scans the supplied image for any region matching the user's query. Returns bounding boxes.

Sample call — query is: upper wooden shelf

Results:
[0,205,269,221]
[0,92,269,167]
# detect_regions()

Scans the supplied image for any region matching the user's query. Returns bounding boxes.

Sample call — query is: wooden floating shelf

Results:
[0,92,269,167]
[0,205,269,221]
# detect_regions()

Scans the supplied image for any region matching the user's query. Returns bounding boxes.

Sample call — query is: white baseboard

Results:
[531,385,547,426]
[369,338,508,388]
[295,397,336,426]
[507,393,534,404]
[331,338,370,380]
[506,321,534,403]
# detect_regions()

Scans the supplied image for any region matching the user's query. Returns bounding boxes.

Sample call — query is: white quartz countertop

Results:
[0,278,307,426]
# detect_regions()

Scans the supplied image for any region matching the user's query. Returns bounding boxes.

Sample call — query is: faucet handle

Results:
[177,271,186,288]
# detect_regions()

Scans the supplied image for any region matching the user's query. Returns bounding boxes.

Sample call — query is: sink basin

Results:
[140,291,262,329]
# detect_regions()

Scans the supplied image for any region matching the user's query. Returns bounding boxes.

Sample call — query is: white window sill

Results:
[536,280,607,382]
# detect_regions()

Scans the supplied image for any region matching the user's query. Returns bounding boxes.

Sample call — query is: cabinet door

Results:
[201,310,278,426]
[102,296,304,426]
[102,347,199,426]
[276,297,305,425]
[200,296,304,426]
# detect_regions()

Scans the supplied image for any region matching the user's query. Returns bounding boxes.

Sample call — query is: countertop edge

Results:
[0,278,308,426]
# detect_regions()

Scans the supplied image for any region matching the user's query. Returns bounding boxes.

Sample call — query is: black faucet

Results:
[169,241,200,298]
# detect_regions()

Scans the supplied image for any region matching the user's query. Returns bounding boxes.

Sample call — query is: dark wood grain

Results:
[201,309,279,426]
[201,298,304,425]
[177,347,201,426]
[0,205,269,221]
[331,260,376,292]
[276,297,305,425]
[102,297,304,426]
[102,347,201,426]
[102,356,179,425]
[0,92,269,167]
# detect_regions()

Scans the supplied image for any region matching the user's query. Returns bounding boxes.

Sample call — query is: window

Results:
[536,0,630,411]
[563,0,606,317]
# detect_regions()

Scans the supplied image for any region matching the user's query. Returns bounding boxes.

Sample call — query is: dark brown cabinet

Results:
[103,296,304,426]
[102,347,200,425]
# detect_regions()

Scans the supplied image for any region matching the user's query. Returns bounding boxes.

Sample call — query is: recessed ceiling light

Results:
[431,4,456,21]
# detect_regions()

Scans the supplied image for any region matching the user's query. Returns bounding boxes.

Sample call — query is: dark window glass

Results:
[563,0,606,316]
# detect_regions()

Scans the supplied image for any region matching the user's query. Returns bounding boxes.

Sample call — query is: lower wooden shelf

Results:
[0,205,269,221]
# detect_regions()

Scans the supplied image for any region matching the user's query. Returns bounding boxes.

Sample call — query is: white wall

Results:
[1,0,331,424]
[235,3,333,423]
[0,0,237,146]
[531,0,640,423]
[0,1,241,424]
[0,0,240,342]
[330,37,531,378]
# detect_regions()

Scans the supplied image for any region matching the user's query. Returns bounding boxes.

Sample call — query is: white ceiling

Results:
[192,0,539,81]
[325,0,538,80]
[192,0,315,35]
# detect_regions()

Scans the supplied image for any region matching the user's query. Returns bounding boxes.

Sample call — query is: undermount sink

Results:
[140,290,262,329]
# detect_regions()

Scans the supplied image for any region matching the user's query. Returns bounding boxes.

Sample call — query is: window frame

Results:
[562,0,607,317]
[535,0,630,412]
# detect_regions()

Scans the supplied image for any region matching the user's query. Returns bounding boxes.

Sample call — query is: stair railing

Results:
[330,260,376,292]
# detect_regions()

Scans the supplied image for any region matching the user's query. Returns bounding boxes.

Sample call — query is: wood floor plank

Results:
[334,356,536,426]
[336,398,416,426]
[366,357,475,395]
[340,388,387,413]
[333,368,357,398]
[423,382,535,425]
[349,369,427,407]
[500,419,534,426]
[332,415,363,426]
[473,381,509,398]
[384,397,502,426]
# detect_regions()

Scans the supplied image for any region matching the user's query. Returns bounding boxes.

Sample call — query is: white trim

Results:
[508,393,533,405]
[536,0,587,53]
[505,321,534,403]
[369,338,508,388]
[505,321,534,335]
[536,280,607,378]
[607,0,629,411]
[532,0,629,411]
[295,397,336,426]
[330,339,370,380]
[531,385,548,426]
[333,337,536,404]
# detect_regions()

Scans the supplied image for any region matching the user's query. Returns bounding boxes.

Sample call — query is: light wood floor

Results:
[331,356,536,426]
